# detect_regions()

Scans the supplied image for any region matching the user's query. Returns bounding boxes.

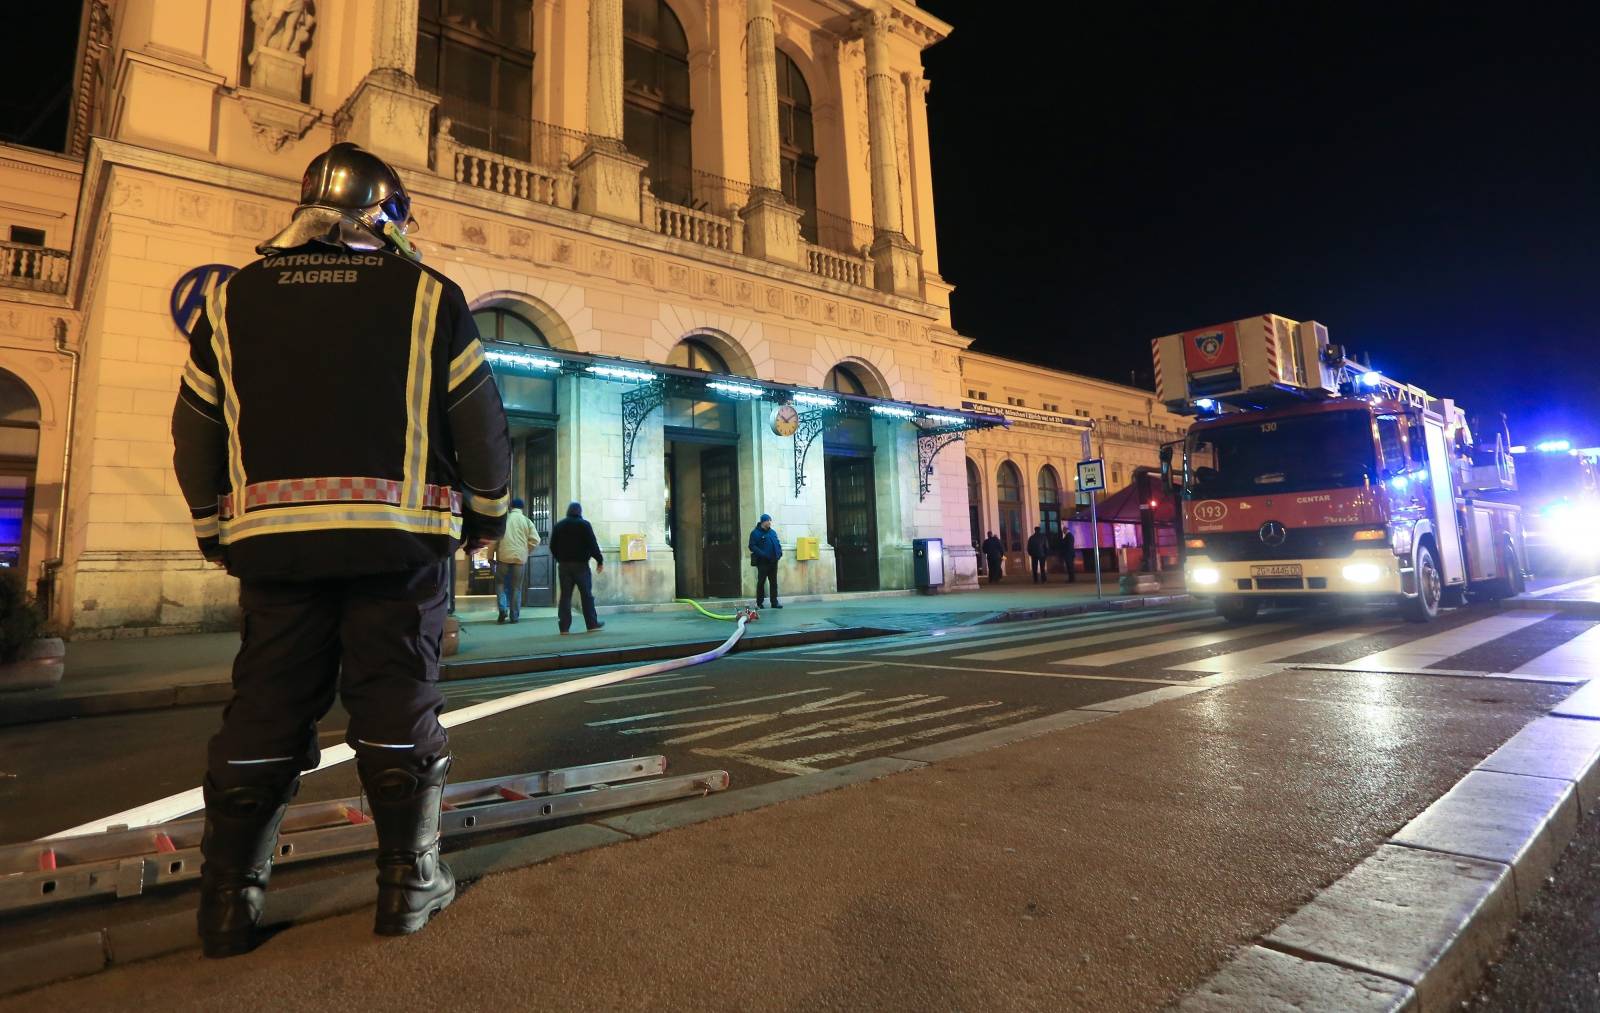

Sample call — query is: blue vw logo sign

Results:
[170,264,237,337]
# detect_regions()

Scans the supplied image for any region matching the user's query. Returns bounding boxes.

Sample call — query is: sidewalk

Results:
[0,581,1185,727]
[1,661,1584,1010]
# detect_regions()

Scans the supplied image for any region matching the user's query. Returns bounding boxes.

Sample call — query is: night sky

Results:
[918,1,1600,447]
[4,5,1595,444]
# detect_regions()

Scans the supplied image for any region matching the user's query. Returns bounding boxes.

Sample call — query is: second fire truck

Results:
[1153,314,1524,622]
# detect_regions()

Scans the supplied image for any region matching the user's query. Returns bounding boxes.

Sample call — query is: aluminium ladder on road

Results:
[0,755,728,918]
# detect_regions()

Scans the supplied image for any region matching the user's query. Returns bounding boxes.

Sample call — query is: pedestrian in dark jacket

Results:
[1059,524,1077,582]
[550,501,605,634]
[749,513,783,608]
[1027,526,1050,583]
[982,531,1005,583]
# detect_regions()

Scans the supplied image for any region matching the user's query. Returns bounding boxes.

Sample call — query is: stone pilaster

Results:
[574,0,646,222]
[856,6,922,298]
[335,0,437,170]
[741,0,804,264]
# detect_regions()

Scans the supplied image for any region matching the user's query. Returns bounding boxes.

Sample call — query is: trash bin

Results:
[913,537,945,591]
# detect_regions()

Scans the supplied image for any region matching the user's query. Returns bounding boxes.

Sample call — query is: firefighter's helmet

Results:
[258,143,420,259]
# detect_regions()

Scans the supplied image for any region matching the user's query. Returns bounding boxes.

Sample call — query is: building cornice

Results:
[0,144,85,181]
[961,349,1162,401]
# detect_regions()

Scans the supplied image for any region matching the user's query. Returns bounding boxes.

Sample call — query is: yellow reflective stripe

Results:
[465,490,509,518]
[219,502,462,543]
[192,514,219,539]
[181,358,220,406]
[446,340,486,392]
[208,279,248,513]
[402,275,442,511]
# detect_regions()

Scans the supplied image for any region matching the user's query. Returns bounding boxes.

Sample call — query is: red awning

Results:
[1076,481,1176,524]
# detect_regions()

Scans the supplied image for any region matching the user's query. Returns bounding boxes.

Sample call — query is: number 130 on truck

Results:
[1152,314,1525,623]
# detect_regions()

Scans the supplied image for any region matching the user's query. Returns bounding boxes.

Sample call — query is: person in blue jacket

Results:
[749,513,783,609]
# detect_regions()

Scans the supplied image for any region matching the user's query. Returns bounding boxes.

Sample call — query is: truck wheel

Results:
[1216,597,1261,624]
[1404,545,1441,622]
[1507,542,1527,595]
[1475,541,1526,601]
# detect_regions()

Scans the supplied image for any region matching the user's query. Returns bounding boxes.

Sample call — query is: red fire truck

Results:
[1153,314,1524,622]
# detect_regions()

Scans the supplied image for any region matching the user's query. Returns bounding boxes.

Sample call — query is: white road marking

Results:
[805,661,883,676]
[583,685,714,704]
[1342,613,1553,671]
[618,691,930,745]
[1512,621,1600,678]
[958,616,1219,662]
[584,688,833,727]
[880,612,1178,659]
[1057,621,1297,668]
[1171,623,1399,672]
[870,660,1186,685]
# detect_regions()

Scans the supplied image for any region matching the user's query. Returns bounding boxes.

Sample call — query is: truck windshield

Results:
[1187,410,1376,498]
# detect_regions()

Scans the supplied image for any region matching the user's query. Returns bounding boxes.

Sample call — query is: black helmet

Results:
[258,142,418,257]
[299,142,411,230]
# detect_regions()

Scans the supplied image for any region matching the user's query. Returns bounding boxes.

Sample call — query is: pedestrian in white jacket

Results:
[495,501,540,623]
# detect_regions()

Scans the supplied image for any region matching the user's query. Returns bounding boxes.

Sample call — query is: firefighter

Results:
[171,142,512,956]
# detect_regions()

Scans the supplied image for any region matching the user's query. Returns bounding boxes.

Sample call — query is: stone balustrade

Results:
[435,132,576,211]
[645,187,742,254]
[804,242,873,288]
[0,242,69,295]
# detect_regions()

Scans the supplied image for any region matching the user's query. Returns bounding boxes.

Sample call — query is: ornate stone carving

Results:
[233,202,270,237]
[248,0,316,100]
[176,191,211,223]
[238,91,319,152]
[630,256,653,282]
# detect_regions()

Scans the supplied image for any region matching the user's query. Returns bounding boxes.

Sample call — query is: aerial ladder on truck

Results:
[1151,314,1524,622]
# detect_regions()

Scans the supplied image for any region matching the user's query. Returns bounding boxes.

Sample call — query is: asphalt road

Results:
[2,596,1598,1006]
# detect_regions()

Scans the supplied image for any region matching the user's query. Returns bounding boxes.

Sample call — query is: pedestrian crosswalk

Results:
[774,605,1600,681]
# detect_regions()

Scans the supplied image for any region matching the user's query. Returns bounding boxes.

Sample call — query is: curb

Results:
[0,625,898,729]
[1178,698,1600,1012]
[0,673,1217,998]
[1502,595,1600,617]
[976,591,1192,626]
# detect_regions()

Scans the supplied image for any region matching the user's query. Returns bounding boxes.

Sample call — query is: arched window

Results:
[416,0,534,160]
[776,49,817,243]
[966,457,983,551]
[824,364,868,396]
[996,461,1023,553]
[1038,465,1062,554]
[624,0,692,206]
[666,338,735,431]
[667,337,728,374]
[0,369,41,574]
[823,365,872,449]
[472,307,549,347]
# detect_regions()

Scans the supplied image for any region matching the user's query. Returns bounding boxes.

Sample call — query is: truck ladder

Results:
[0,755,727,917]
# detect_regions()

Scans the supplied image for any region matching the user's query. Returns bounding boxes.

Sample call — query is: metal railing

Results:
[0,242,69,295]
[815,209,876,259]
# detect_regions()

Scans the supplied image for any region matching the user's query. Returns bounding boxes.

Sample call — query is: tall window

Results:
[0,370,41,573]
[1038,465,1062,553]
[966,457,983,551]
[997,462,1023,553]
[667,338,735,431]
[624,0,692,205]
[475,307,554,414]
[417,0,534,160]
[776,50,817,243]
[824,365,872,449]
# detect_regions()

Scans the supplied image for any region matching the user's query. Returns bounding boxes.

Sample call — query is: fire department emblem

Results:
[1192,330,1227,365]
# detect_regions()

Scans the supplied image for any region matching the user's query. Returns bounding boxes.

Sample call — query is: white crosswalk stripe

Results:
[1170,622,1399,672]
[956,615,1219,663]
[1056,620,1298,668]
[1512,621,1600,678]
[1341,613,1553,671]
[883,612,1184,659]
[788,612,1144,658]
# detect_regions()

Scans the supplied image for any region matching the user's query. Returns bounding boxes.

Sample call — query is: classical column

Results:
[855,5,922,298]
[740,0,804,264]
[573,0,648,222]
[337,0,439,170]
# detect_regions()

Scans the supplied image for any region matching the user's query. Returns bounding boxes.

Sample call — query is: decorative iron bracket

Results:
[792,409,832,497]
[620,382,667,490]
[916,424,967,501]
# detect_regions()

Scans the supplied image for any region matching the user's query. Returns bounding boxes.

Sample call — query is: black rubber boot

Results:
[360,755,456,937]
[197,777,298,958]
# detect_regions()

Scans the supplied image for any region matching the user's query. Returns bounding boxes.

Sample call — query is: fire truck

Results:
[1152,314,1524,623]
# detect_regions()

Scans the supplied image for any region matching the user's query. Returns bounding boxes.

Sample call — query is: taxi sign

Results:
[1077,458,1106,493]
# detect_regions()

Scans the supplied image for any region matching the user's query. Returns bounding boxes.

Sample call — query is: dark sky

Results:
[918,1,1600,447]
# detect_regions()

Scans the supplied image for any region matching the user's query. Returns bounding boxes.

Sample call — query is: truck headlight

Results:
[1342,563,1383,583]
[1190,567,1220,586]
[1388,524,1413,557]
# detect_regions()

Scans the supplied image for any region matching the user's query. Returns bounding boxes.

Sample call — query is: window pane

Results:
[415,31,440,90]
[794,108,813,154]
[0,425,39,458]
[825,417,872,448]
[624,0,657,39]
[494,372,555,414]
[496,60,532,159]
[780,158,796,204]
[441,40,495,148]
[658,1,687,54]
[500,0,533,44]
[624,39,655,93]
[499,310,545,346]
[662,56,690,107]
[447,0,495,31]
[624,103,657,161]
[420,0,441,20]
[471,310,500,341]
[796,162,817,243]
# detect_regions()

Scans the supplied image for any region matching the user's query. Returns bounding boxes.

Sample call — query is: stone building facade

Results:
[0,0,1185,636]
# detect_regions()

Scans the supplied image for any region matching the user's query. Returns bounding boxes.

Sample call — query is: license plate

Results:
[1251,564,1303,578]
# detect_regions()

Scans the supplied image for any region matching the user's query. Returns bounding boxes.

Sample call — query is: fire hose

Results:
[44,607,759,840]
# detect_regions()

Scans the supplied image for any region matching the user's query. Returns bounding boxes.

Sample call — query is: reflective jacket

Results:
[171,244,512,581]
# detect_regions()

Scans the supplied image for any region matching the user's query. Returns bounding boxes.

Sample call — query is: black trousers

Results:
[1031,556,1047,582]
[207,561,449,789]
[755,559,779,604]
[1061,552,1076,581]
[986,554,1004,582]
[558,562,600,632]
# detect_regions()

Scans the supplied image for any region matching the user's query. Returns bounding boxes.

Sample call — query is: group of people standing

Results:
[981,525,1077,584]
[482,500,605,634]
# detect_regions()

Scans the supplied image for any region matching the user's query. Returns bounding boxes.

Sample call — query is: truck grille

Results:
[1198,525,1368,562]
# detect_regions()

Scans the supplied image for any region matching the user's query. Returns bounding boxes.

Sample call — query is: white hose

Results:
[43,613,751,840]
